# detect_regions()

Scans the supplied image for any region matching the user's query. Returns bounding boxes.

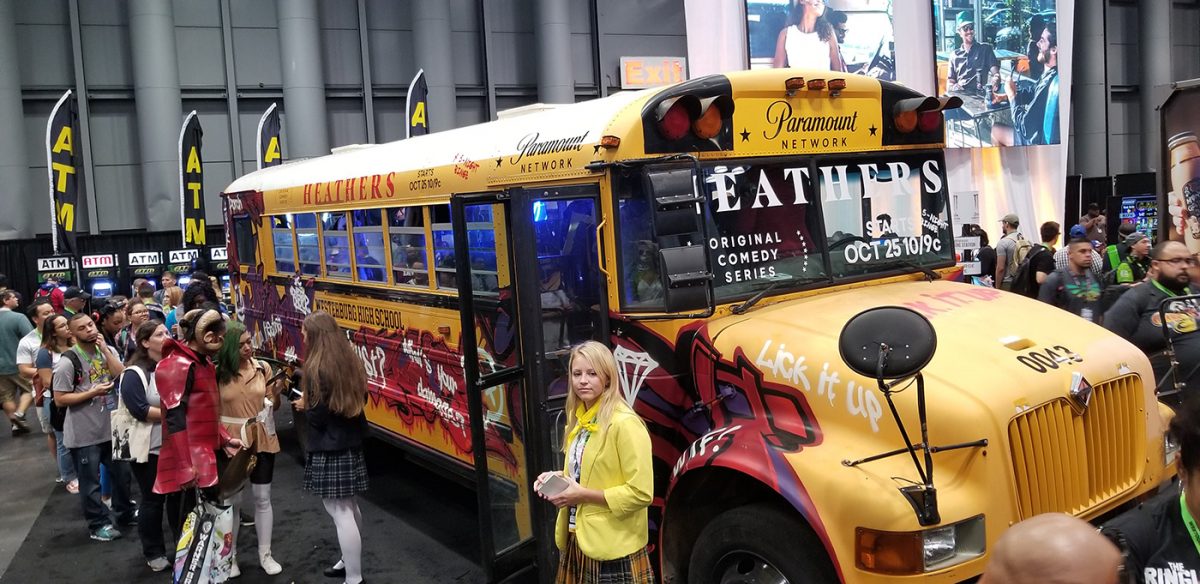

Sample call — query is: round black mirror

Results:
[838,306,937,380]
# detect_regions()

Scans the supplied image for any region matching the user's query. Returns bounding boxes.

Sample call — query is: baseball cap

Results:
[63,286,90,301]
[956,12,974,30]
[1124,231,1150,246]
[1001,213,1020,226]
[1068,224,1087,239]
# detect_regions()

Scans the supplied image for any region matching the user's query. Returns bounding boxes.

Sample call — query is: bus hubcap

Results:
[714,552,788,584]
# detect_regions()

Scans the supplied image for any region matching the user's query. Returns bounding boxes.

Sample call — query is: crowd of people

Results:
[0,269,370,584]
[970,208,1200,395]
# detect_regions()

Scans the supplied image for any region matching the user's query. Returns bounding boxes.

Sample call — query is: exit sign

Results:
[620,56,687,89]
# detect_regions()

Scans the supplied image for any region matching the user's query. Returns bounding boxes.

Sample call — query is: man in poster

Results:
[993,22,1060,146]
[945,13,999,94]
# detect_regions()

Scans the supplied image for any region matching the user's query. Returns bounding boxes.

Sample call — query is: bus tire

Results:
[687,502,838,584]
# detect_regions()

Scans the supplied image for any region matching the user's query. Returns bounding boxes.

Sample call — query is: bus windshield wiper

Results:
[730,276,792,315]
[893,260,941,281]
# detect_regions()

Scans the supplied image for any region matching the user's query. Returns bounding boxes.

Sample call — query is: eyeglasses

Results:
[960,25,974,32]
[1156,257,1199,266]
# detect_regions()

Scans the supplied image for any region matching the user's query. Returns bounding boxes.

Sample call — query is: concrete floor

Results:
[0,407,496,583]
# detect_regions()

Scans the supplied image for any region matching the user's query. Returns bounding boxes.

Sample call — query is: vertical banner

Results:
[406,69,429,139]
[179,111,205,247]
[257,102,282,170]
[46,90,80,255]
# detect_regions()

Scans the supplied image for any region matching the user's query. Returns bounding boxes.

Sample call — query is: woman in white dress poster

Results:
[771,0,844,72]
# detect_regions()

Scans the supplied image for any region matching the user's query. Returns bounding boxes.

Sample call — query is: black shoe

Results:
[324,564,346,578]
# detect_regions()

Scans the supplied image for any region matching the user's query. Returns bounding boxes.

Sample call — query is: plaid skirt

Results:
[303,448,369,498]
[556,535,655,584]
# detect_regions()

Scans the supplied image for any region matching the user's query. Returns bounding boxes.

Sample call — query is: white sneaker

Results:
[229,562,241,579]
[260,551,283,575]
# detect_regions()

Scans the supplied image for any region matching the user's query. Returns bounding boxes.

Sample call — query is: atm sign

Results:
[128,252,162,267]
[210,247,227,261]
[37,257,71,271]
[169,249,199,264]
[81,254,116,268]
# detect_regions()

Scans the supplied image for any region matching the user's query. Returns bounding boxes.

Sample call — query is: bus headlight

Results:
[1166,429,1181,466]
[855,515,986,575]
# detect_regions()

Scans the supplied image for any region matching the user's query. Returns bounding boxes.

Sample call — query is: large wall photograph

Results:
[1162,86,1200,254]
[933,0,1059,148]
[746,0,896,81]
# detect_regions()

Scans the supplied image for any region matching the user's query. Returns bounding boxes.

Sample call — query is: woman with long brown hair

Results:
[35,313,77,493]
[119,320,171,572]
[771,0,843,71]
[295,310,369,584]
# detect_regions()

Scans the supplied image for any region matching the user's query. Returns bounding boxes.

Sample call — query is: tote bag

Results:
[111,366,154,463]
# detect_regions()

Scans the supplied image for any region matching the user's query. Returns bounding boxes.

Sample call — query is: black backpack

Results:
[1008,244,1047,297]
[50,350,85,432]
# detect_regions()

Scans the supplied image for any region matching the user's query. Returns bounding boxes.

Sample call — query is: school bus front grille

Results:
[1007,375,1144,519]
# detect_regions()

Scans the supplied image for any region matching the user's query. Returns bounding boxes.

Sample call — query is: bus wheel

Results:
[687,503,838,584]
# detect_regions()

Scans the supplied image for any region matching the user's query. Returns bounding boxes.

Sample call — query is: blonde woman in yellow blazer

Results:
[535,341,655,584]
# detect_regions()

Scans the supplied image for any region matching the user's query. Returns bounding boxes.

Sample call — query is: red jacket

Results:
[153,338,231,494]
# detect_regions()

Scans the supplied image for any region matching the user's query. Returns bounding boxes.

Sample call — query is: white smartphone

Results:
[537,474,569,496]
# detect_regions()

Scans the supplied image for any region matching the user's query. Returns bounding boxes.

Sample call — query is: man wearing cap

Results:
[1114,232,1152,284]
[994,214,1029,289]
[1054,224,1104,279]
[946,13,999,94]
[63,286,90,317]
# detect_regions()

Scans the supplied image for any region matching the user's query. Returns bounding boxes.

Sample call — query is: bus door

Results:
[453,185,610,582]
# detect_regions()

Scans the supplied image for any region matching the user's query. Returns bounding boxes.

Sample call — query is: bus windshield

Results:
[617,151,954,309]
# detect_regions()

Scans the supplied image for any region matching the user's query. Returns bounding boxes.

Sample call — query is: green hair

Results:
[215,320,247,385]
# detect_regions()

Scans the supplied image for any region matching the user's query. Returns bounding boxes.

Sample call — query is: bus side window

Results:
[351,209,386,283]
[322,211,351,279]
[616,175,665,310]
[295,212,321,276]
[431,204,456,290]
[387,206,429,287]
[233,216,258,271]
[465,205,499,294]
[270,215,295,274]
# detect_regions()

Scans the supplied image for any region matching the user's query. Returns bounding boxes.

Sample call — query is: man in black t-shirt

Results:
[1039,238,1103,323]
[1028,220,1060,298]
[1105,241,1200,394]
[1104,397,1200,583]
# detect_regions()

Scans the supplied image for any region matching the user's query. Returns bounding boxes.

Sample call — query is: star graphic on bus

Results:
[869,125,878,136]
[495,157,502,167]
[740,128,750,142]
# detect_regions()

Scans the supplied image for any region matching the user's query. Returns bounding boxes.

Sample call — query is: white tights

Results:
[323,497,364,584]
[230,483,275,558]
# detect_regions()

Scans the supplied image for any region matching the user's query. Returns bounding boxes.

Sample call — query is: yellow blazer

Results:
[554,404,654,561]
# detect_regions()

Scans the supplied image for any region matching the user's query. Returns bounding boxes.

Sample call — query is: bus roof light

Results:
[828,78,847,97]
[807,79,826,91]
[893,97,941,133]
[600,135,621,149]
[691,95,735,140]
[785,77,805,96]
[655,96,701,141]
[917,111,942,133]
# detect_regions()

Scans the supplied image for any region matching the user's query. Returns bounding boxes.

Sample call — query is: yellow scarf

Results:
[565,402,601,448]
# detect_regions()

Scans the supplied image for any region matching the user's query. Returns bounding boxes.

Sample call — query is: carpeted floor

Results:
[0,408,492,584]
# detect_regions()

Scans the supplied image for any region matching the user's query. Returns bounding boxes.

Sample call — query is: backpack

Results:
[1004,233,1034,277]
[52,350,85,432]
[1008,244,1046,297]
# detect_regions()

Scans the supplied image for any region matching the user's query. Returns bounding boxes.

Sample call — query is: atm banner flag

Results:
[179,111,205,246]
[257,102,282,170]
[47,90,81,255]
[406,69,429,138]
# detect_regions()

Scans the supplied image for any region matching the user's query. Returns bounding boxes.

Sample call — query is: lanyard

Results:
[72,344,106,375]
[1154,280,1185,298]
[1181,492,1200,559]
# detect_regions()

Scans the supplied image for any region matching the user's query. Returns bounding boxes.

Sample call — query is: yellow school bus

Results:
[222,68,1171,583]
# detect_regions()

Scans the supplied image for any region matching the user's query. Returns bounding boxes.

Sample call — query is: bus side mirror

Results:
[643,168,702,237]
[839,306,936,380]
[660,245,711,312]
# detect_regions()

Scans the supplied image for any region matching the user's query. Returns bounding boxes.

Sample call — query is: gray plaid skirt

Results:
[303,448,369,498]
